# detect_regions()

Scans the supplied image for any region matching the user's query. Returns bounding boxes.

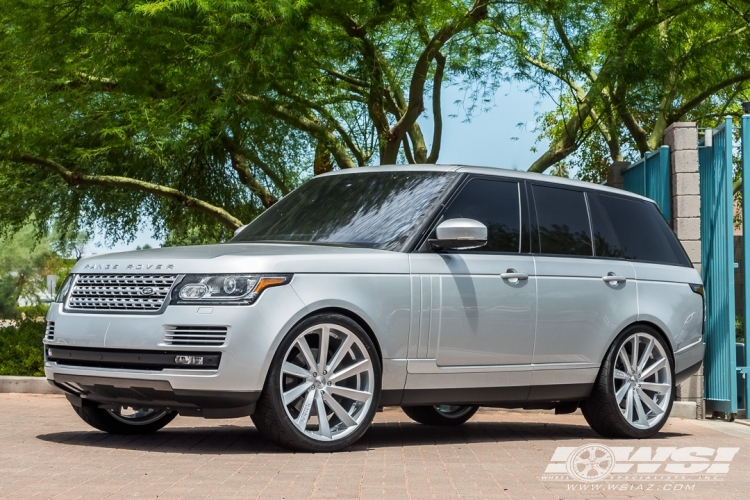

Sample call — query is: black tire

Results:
[581,325,674,439]
[401,405,479,426]
[251,313,382,452]
[72,402,176,434]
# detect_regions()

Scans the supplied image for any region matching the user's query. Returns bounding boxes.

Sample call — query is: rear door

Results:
[530,184,638,397]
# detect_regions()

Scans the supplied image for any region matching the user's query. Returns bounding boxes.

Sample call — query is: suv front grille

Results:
[67,274,178,312]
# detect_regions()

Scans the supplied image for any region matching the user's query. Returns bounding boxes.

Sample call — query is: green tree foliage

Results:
[0,310,46,376]
[494,0,750,181]
[0,226,77,318]
[0,0,500,244]
[3,0,749,244]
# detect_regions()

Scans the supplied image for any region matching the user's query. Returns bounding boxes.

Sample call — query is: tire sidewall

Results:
[264,313,382,452]
[603,325,675,438]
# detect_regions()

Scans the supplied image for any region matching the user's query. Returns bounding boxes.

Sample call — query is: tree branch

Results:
[322,68,369,91]
[50,72,119,92]
[402,136,416,164]
[426,52,446,164]
[669,72,750,122]
[221,135,291,195]
[228,152,278,208]
[612,83,650,154]
[238,93,357,170]
[381,0,489,164]
[16,153,242,229]
[528,85,598,173]
[551,14,598,83]
[314,140,334,175]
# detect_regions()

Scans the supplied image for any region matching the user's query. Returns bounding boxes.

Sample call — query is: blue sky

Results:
[88,82,553,255]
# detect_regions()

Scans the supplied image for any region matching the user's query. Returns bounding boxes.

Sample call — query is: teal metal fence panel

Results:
[700,117,738,415]
[742,115,750,413]
[621,146,671,219]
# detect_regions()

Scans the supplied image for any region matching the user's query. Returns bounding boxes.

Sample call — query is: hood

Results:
[72,243,410,275]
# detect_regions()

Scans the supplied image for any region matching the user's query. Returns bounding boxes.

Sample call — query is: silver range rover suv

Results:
[46,165,705,452]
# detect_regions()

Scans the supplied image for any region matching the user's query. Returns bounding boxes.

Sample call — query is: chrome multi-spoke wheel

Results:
[613,332,672,430]
[582,326,674,439]
[280,323,375,441]
[252,314,381,452]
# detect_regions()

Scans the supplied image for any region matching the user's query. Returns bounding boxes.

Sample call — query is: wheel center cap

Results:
[315,376,326,388]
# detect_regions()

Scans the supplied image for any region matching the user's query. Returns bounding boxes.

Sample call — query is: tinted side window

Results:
[441,178,520,252]
[588,193,625,258]
[598,194,690,266]
[532,185,592,256]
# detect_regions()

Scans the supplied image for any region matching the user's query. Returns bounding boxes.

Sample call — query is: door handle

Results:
[603,273,626,284]
[501,269,529,281]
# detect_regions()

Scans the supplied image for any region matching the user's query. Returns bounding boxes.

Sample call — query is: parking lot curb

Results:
[0,376,62,395]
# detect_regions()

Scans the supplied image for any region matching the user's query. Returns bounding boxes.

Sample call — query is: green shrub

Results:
[0,314,46,376]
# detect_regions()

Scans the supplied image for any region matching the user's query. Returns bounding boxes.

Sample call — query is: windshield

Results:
[231,170,454,250]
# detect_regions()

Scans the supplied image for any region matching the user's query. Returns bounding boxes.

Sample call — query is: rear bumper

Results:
[674,340,704,385]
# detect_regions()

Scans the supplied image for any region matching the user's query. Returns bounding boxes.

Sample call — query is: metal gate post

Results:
[742,115,750,411]
[701,117,738,416]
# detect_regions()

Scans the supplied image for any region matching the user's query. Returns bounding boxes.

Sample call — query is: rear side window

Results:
[597,194,691,266]
[587,193,625,258]
[532,185,593,256]
[441,178,520,252]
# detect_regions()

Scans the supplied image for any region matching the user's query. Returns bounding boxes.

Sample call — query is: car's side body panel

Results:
[532,256,639,365]
[632,262,705,380]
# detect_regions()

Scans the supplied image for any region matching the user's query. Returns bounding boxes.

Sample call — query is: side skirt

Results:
[382,383,593,407]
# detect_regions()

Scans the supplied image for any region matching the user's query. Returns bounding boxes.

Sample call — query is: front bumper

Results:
[55,373,260,418]
[44,285,307,413]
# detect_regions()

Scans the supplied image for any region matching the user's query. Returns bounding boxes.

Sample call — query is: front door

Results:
[409,177,537,368]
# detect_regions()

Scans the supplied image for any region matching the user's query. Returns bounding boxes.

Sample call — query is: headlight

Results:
[55,274,74,303]
[171,274,292,305]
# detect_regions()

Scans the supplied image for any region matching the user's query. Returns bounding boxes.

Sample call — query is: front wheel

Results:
[251,314,381,452]
[72,403,176,434]
[582,326,674,438]
[402,405,479,426]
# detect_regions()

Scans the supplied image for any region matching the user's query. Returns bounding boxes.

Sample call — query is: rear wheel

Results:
[402,404,479,426]
[72,403,176,434]
[582,326,674,438]
[251,314,381,452]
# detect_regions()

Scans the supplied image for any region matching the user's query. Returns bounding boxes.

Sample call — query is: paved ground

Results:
[2,394,750,499]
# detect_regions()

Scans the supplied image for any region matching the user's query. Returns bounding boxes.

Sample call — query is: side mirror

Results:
[429,218,487,250]
[233,224,249,238]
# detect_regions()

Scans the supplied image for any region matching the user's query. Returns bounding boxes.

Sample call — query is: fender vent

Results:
[45,322,55,342]
[164,326,227,347]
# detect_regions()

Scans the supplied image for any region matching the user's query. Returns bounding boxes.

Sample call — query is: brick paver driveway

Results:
[3,394,750,499]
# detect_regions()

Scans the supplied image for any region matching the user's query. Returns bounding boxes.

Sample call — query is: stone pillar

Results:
[664,122,704,419]
[606,161,630,189]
